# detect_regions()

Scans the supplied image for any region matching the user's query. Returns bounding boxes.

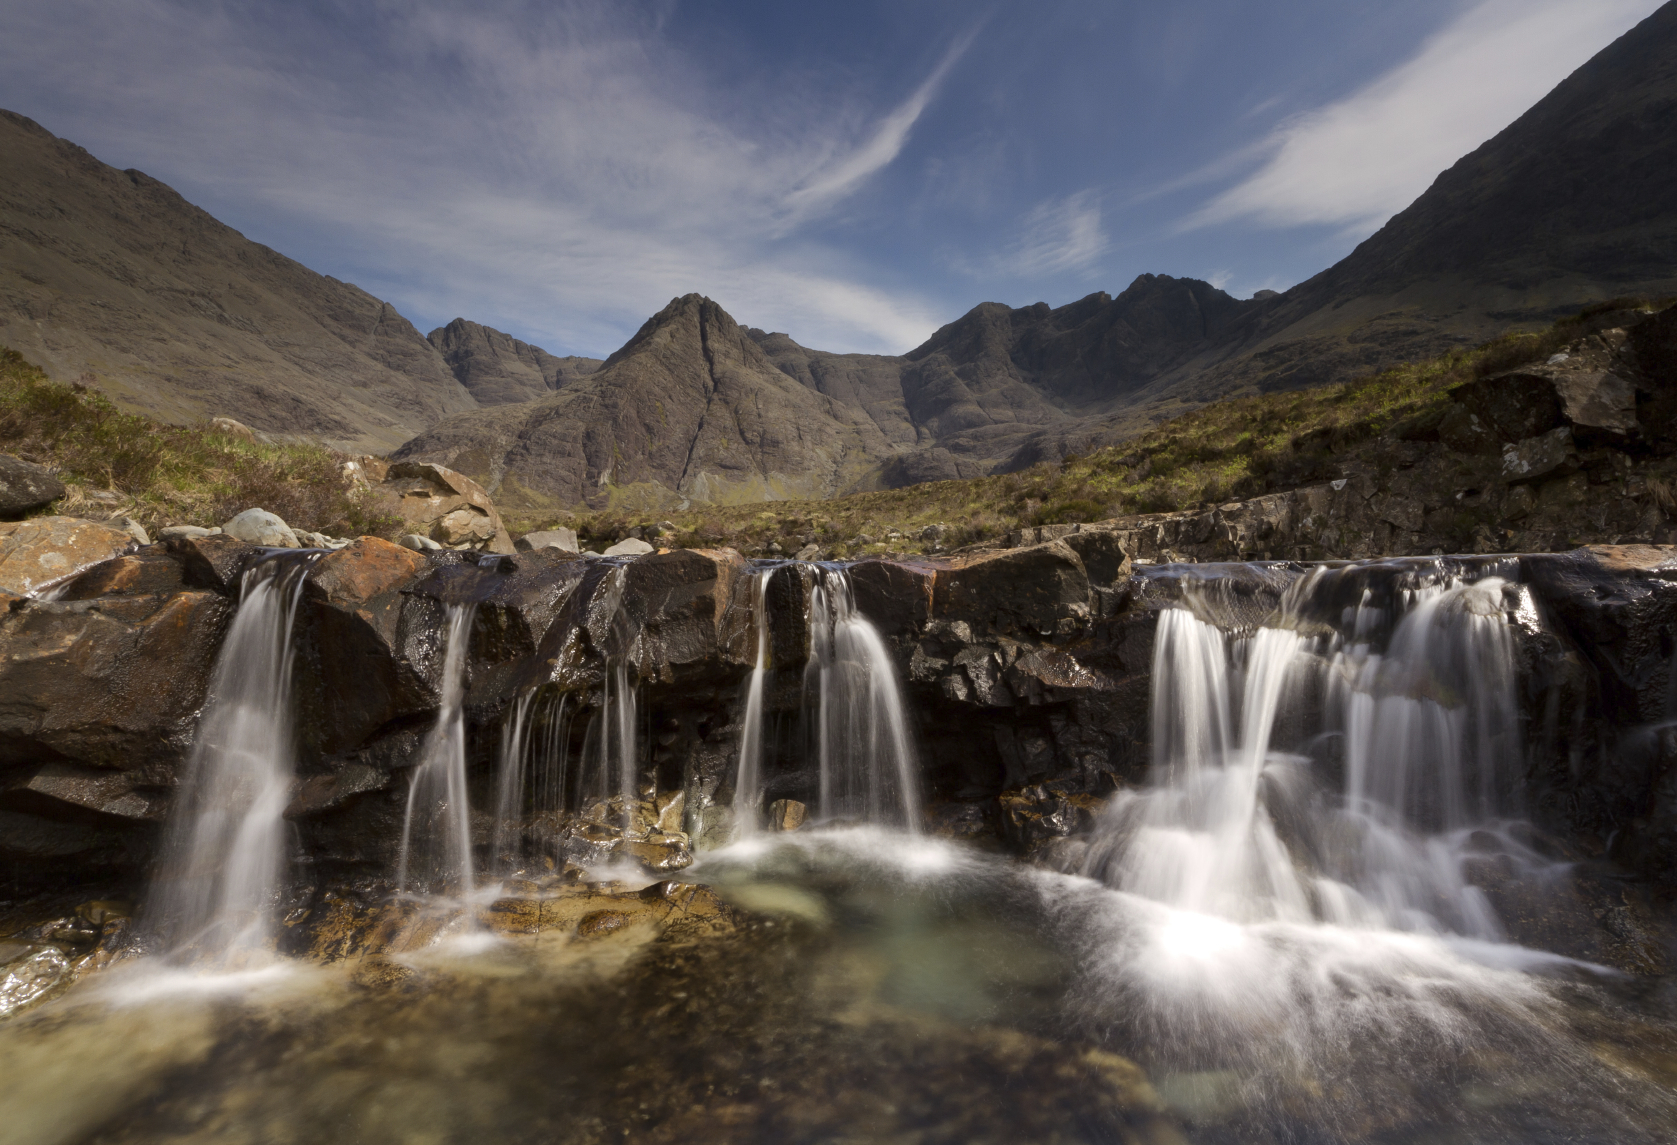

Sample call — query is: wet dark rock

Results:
[621,548,752,680]
[0,590,231,772]
[164,532,259,594]
[57,551,184,600]
[0,454,64,517]
[998,784,1104,852]
[296,538,436,757]
[931,541,1090,637]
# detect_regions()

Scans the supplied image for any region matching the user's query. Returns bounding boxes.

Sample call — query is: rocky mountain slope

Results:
[0,110,483,452]
[396,295,903,510]
[1104,0,1677,417]
[426,318,601,406]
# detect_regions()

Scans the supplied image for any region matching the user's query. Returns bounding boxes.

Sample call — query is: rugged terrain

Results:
[0,111,488,452]
[426,318,601,406]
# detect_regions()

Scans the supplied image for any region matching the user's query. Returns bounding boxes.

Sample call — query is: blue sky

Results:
[0,0,1663,357]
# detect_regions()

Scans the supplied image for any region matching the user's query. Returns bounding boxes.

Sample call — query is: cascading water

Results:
[490,688,538,873]
[730,569,772,836]
[144,555,314,957]
[396,603,478,898]
[494,690,581,872]
[806,567,921,830]
[1083,568,1536,936]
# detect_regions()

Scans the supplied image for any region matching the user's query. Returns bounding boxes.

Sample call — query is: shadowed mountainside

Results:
[0,110,481,453]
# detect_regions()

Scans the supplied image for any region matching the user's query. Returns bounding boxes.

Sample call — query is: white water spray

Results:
[1084,571,1541,937]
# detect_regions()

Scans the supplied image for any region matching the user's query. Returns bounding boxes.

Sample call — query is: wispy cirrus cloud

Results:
[1187,0,1664,234]
[956,190,1108,282]
[0,0,968,354]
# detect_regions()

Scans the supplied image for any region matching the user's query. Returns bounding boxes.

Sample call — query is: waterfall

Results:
[144,555,313,956]
[396,603,477,898]
[490,688,537,873]
[731,569,773,836]
[490,689,580,875]
[1084,568,1533,938]
[807,568,921,830]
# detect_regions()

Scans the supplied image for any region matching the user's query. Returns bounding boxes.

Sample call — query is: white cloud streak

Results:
[0,0,964,354]
[954,190,1108,282]
[1190,0,1664,233]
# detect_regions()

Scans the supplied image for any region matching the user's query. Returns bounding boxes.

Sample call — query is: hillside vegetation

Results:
[0,347,399,538]
[538,298,1672,557]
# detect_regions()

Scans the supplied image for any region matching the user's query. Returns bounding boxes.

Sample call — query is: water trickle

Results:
[731,569,773,837]
[145,555,314,956]
[490,688,581,875]
[806,567,921,830]
[397,603,478,898]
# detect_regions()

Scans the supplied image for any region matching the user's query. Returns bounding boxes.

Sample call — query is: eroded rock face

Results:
[5,533,1677,961]
[0,590,232,773]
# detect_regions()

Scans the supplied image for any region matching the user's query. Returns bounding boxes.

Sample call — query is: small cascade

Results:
[144,555,314,956]
[806,567,921,830]
[396,603,478,898]
[490,688,538,873]
[730,569,773,836]
[1083,566,1539,938]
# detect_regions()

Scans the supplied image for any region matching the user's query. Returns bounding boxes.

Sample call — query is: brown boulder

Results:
[0,517,133,595]
[163,532,259,594]
[58,551,184,600]
[297,537,435,756]
[375,461,514,553]
[0,591,232,770]
[309,536,428,604]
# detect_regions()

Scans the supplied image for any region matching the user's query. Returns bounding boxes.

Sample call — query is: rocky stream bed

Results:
[1,530,1676,1143]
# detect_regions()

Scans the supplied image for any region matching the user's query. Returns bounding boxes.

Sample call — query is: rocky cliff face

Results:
[398,279,1251,507]
[395,294,900,510]
[427,317,601,406]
